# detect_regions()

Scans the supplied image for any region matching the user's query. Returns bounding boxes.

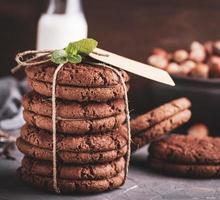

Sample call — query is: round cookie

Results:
[131,109,191,151]
[22,156,125,180]
[131,97,191,134]
[25,62,129,87]
[23,110,126,134]
[23,91,126,119]
[20,124,127,152]
[148,157,220,178]
[149,134,220,165]
[16,137,127,164]
[17,167,125,193]
[27,78,128,102]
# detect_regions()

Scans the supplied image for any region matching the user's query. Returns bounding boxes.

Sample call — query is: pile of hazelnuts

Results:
[147,41,220,78]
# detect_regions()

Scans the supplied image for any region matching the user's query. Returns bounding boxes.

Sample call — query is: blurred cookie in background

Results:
[147,123,220,178]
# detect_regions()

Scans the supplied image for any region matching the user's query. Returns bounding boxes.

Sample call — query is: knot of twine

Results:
[13,51,130,193]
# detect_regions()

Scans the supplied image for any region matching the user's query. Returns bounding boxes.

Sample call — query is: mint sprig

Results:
[51,38,98,64]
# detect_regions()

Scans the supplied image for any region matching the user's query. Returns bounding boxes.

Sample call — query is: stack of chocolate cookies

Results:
[16,62,129,193]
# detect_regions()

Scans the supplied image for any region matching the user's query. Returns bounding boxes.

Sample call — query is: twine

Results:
[51,63,63,193]
[13,51,131,192]
[12,50,52,73]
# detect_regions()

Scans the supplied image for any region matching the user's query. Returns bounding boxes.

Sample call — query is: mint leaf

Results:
[51,50,68,64]
[66,38,98,55]
[65,45,77,56]
[51,38,98,65]
[68,54,82,64]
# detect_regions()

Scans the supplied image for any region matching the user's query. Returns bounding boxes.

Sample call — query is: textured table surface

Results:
[1,147,220,200]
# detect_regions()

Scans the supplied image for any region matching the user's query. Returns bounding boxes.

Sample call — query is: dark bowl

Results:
[148,74,220,133]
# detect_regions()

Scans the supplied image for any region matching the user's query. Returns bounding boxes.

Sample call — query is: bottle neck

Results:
[47,0,82,14]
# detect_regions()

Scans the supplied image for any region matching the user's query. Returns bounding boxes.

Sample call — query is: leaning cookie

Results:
[131,97,191,134]
[148,157,220,178]
[149,134,220,165]
[16,137,127,164]
[25,62,129,87]
[131,98,191,151]
[23,110,126,134]
[27,78,129,102]
[23,91,126,119]
[20,124,127,152]
[17,167,125,193]
[132,110,191,151]
[21,156,125,180]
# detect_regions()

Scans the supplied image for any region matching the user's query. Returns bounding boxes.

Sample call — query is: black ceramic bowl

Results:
[149,74,220,133]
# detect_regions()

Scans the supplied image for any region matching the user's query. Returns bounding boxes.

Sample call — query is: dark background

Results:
[1,0,220,128]
[1,0,220,76]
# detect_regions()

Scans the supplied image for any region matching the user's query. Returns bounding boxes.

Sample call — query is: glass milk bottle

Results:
[37,0,88,50]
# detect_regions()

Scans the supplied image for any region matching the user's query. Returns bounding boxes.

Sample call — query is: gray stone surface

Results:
[1,147,220,200]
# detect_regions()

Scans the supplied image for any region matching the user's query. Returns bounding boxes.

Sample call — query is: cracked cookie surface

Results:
[149,134,220,164]
[131,109,191,151]
[17,167,125,193]
[25,62,129,87]
[21,156,125,180]
[23,110,126,134]
[131,97,191,135]
[27,78,128,102]
[16,137,127,164]
[23,91,126,119]
[20,124,127,152]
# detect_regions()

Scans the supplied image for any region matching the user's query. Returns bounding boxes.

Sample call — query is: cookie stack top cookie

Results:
[25,62,129,87]
[25,62,129,102]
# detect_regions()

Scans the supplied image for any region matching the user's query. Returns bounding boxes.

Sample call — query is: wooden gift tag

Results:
[90,48,175,86]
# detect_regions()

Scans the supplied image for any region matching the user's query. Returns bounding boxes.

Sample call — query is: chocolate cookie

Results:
[23,110,126,134]
[148,157,220,178]
[149,134,220,164]
[23,91,126,119]
[131,97,191,134]
[27,78,128,102]
[131,109,191,151]
[22,156,125,180]
[16,137,127,164]
[17,167,125,193]
[20,124,127,152]
[25,62,129,87]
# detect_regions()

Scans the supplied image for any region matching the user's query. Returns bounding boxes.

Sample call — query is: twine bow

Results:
[13,50,130,193]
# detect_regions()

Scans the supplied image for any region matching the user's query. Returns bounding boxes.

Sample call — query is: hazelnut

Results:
[190,63,209,78]
[213,41,220,55]
[166,62,181,74]
[209,56,220,78]
[208,55,220,65]
[191,41,204,50]
[180,60,196,75]
[189,41,206,62]
[187,123,209,138]
[189,49,206,63]
[204,41,213,55]
[173,50,188,63]
[152,48,168,58]
[147,55,168,69]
